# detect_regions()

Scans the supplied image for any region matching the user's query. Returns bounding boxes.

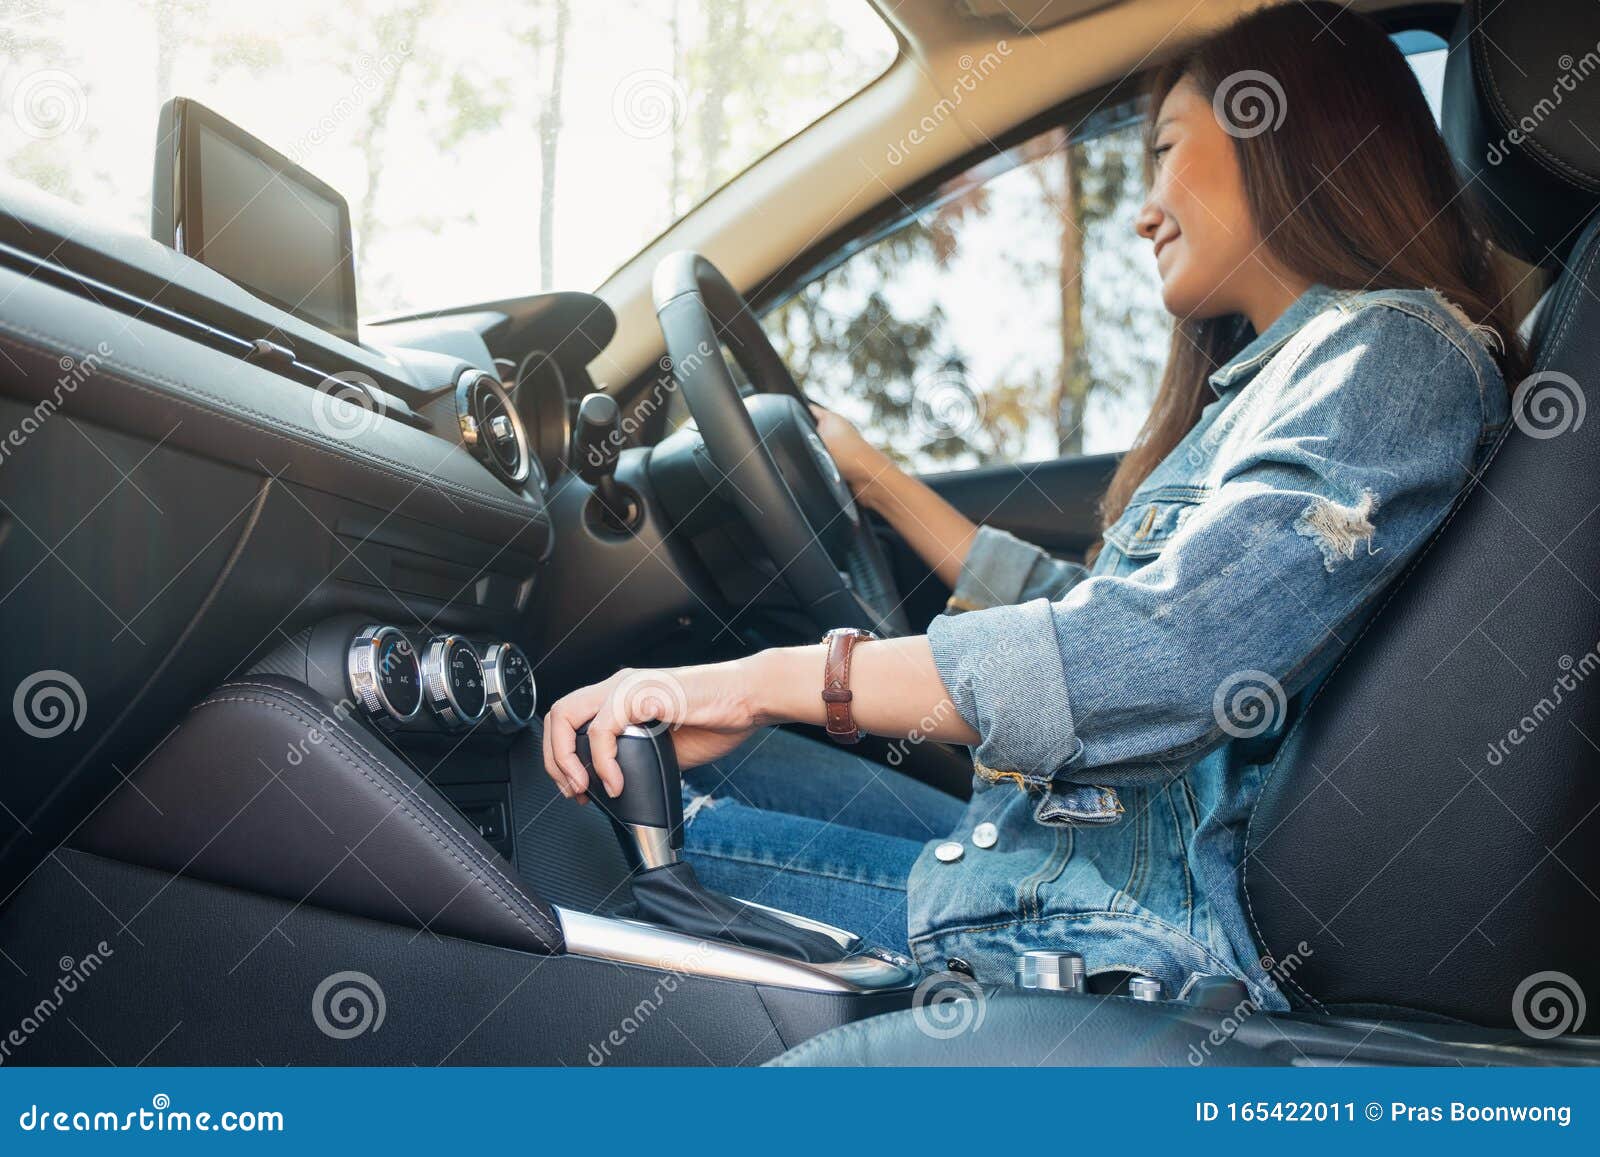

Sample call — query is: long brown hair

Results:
[1097,1,1527,535]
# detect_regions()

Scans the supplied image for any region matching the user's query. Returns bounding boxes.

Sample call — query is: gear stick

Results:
[575,724,684,869]
[574,724,849,963]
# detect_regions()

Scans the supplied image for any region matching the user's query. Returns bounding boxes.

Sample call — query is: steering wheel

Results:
[652,252,909,637]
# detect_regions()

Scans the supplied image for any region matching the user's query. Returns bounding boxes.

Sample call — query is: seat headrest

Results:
[1443,0,1600,265]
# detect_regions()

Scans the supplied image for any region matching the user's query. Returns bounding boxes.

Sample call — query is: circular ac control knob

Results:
[482,642,537,732]
[421,634,488,730]
[1016,950,1085,993]
[346,625,423,730]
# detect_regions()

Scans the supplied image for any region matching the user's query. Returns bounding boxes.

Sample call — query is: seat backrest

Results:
[1244,0,1600,1027]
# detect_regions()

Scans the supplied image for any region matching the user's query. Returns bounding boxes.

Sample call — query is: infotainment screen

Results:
[151,98,359,343]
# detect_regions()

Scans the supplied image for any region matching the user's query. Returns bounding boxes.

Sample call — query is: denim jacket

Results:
[910,284,1508,1005]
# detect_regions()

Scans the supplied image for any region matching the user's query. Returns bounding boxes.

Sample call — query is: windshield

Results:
[0,0,896,315]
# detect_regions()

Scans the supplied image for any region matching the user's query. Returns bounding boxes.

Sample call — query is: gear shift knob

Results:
[574,724,683,868]
[570,723,851,962]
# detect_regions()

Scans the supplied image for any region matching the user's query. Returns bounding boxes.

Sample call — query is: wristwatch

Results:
[821,627,878,744]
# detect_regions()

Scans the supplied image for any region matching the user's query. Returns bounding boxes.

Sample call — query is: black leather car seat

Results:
[1243,0,1600,1026]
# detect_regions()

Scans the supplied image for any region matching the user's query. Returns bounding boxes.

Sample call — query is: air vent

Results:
[455,369,532,490]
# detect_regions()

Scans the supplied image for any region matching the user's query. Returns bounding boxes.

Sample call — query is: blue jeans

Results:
[680,727,967,956]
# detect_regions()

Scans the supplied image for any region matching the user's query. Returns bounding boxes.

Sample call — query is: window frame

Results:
[632,2,1463,444]
[747,1,1461,318]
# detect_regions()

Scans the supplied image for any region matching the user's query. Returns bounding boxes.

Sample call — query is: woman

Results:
[542,2,1524,1005]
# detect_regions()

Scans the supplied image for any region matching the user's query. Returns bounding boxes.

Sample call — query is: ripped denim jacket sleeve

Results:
[925,299,1503,800]
[945,524,1089,613]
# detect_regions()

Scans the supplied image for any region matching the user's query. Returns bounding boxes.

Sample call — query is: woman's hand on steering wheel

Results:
[542,663,761,802]
[808,404,895,503]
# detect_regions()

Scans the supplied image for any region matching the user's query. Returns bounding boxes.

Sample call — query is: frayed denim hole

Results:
[1293,489,1380,572]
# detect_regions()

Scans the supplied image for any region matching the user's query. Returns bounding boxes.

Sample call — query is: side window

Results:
[763,104,1166,472]
[1393,29,1449,123]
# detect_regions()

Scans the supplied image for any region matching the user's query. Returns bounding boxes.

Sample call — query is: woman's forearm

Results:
[749,638,979,745]
[855,455,979,590]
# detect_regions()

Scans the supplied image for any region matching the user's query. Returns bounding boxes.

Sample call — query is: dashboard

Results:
[0,154,623,891]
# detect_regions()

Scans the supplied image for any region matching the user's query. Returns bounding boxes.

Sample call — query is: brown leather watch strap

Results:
[821,627,876,744]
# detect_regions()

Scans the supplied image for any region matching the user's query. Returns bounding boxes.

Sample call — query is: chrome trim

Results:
[481,641,537,733]
[555,907,918,994]
[346,625,422,729]
[421,634,488,730]
[456,369,531,486]
[732,896,859,951]
[624,824,678,869]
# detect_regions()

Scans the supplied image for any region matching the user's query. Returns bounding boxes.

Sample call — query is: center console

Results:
[29,614,917,1065]
[267,613,914,981]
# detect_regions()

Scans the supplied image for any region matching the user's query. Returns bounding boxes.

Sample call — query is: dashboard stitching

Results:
[0,321,548,527]
[191,687,562,948]
[217,678,563,944]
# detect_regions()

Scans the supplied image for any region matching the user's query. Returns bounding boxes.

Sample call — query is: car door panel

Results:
[875,453,1117,630]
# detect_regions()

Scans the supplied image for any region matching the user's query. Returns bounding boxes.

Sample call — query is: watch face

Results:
[447,639,485,718]
[376,633,422,717]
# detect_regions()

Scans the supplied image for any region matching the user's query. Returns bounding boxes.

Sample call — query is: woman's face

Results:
[1137,78,1278,321]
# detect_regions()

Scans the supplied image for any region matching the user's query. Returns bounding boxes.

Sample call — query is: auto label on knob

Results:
[422,634,489,731]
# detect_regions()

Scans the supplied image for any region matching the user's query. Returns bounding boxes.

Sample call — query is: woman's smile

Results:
[1152,228,1181,267]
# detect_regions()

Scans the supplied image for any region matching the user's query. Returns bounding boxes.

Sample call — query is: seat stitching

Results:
[190,690,561,946]
[1474,9,1600,193]
[217,679,561,943]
